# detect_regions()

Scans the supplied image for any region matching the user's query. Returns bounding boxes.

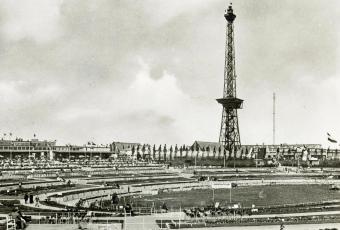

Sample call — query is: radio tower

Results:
[217,4,243,153]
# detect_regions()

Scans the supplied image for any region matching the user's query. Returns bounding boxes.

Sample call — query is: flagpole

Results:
[327,133,338,162]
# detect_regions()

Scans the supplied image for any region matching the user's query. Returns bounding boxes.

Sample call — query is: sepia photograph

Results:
[0,0,339,229]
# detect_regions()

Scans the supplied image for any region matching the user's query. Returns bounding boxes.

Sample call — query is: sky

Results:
[0,0,339,147]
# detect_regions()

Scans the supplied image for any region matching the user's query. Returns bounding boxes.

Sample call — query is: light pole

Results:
[179,206,181,229]
[10,143,12,161]
[224,150,226,168]
[233,147,236,169]
[194,154,197,168]
[212,188,215,203]
[255,148,258,168]
[28,140,31,160]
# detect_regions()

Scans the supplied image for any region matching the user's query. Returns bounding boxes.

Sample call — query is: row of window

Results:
[0,146,34,150]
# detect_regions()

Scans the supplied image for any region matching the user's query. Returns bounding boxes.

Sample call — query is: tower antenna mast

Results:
[273,92,276,145]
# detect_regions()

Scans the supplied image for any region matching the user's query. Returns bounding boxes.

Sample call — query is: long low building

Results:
[192,141,322,151]
[0,139,114,160]
[191,141,339,162]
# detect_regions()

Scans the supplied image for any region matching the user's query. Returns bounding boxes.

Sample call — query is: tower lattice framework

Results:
[217,4,243,153]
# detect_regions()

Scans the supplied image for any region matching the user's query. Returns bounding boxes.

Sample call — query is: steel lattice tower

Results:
[217,4,243,153]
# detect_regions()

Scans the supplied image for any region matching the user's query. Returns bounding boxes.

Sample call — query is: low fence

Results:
[2,212,125,230]
[233,178,340,187]
[159,214,340,229]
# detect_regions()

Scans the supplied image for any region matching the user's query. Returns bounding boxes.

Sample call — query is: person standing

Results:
[29,194,34,204]
[11,207,26,229]
[24,193,28,204]
[35,196,40,207]
[99,198,103,209]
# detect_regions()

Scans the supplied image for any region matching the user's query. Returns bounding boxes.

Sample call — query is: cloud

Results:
[142,0,213,26]
[0,0,63,43]
[0,80,21,103]
[108,60,218,145]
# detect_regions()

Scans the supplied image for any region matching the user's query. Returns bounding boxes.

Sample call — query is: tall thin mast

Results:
[273,92,276,145]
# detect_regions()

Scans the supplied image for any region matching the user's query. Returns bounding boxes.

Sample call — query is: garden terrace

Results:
[131,180,199,188]
[0,167,79,172]
[44,172,176,180]
[81,173,181,180]
[0,199,60,214]
[48,186,126,204]
[0,180,61,190]
[81,168,168,176]
[49,187,119,198]
[0,174,26,180]
[0,178,37,184]
[86,165,166,171]
[0,183,84,197]
[88,177,194,186]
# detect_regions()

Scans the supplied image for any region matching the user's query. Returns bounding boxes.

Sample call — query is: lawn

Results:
[89,177,193,185]
[128,184,340,209]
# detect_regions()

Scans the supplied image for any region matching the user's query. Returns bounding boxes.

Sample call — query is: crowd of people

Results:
[23,193,40,207]
[183,206,250,218]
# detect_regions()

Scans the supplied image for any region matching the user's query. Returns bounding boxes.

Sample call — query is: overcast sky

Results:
[0,0,339,147]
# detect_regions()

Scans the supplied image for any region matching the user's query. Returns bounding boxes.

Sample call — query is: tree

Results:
[153,144,156,160]
[174,145,178,158]
[142,144,146,159]
[185,146,189,158]
[163,144,167,161]
[158,145,162,162]
[169,146,173,161]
